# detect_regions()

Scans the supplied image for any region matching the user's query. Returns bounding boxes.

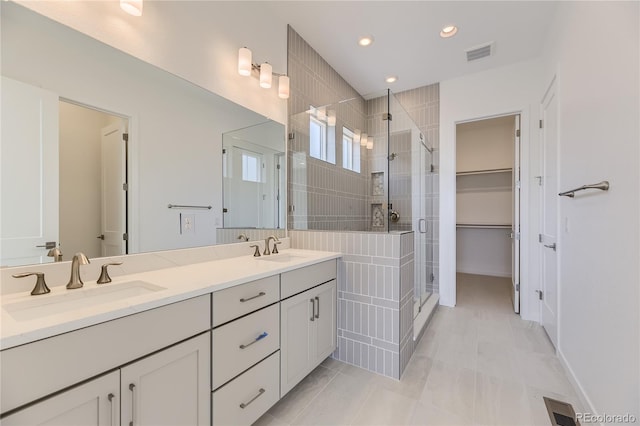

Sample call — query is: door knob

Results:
[97,234,105,240]
[544,243,557,251]
[36,241,57,249]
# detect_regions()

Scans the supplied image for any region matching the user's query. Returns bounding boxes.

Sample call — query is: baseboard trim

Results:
[557,348,599,420]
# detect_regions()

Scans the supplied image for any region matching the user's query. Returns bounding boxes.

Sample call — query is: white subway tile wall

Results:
[291,230,416,380]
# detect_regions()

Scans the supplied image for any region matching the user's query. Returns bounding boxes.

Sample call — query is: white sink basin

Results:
[3,281,165,322]
[256,253,306,263]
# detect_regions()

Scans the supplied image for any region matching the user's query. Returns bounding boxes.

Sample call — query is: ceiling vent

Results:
[466,42,494,62]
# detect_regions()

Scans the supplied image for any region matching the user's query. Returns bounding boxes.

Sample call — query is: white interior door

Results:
[223,146,264,227]
[512,115,521,313]
[1,77,59,266]
[100,122,127,257]
[540,81,559,348]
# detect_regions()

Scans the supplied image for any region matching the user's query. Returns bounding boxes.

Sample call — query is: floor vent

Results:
[544,396,581,426]
[466,42,493,62]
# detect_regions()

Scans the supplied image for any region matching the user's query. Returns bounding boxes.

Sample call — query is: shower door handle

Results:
[418,219,427,233]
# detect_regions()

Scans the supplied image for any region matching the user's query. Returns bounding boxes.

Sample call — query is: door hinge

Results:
[123,133,129,142]
[383,113,392,121]
[536,290,543,300]
[277,164,281,170]
[223,208,228,213]
[122,233,129,241]
[538,234,543,243]
[516,180,521,189]
[539,119,543,129]
[122,182,129,191]
[516,129,521,137]
[222,148,226,154]
[534,176,543,186]
[288,132,295,140]
[430,273,435,283]
[516,283,520,292]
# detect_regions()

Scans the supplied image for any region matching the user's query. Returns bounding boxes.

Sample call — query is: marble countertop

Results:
[0,249,340,350]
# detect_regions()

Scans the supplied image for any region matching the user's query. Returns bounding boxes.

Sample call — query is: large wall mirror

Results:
[0,2,286,267]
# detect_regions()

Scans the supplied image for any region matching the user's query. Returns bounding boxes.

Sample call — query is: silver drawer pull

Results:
[239,332,268,349]
[310,299,315,321]
[239,292,266,303]
[108,393,116,426]
[239,388,265,409]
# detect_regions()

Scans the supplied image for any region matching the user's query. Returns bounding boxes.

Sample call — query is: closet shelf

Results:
[456,224,512,229]
[456,168,512,176]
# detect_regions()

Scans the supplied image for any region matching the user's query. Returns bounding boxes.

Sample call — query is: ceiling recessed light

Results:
[385,76,398,84]
[440,25,458,38]
[358,36,374,47]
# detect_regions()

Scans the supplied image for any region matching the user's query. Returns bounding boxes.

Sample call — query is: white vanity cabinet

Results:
[0,295,210,425]
[121,333,210,426]
[211,276,281,426]
[280,260,337,397]
[1,371,119,426]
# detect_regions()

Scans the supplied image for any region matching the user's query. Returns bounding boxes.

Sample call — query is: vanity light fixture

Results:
[358,36,374,47]
[120,0,143,16]
[238,47,290,99]
[385,76,398,84]
[366,136,374,150]
[440,25,458,38]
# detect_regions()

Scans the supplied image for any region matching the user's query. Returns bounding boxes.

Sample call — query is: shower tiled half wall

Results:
[290,230,415,379]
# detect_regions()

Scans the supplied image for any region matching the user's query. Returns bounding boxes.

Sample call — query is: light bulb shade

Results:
[366,137,374,150]
[327,110,336,126]
[259,63,272,88]
[120,0,143,16]
[238,47,252,76]
[354,129,361,143]
[278,75,290,99]
[360,133,368,146]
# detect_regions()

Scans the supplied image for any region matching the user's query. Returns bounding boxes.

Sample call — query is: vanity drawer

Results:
[281,259,337,299]
[212,275,279,327]
[212,303,279,389]
[212,351,279,426]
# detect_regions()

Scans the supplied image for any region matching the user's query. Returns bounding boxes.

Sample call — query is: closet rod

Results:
[167,204,212,210]
[456,224,511,229]
[456,168,513,176]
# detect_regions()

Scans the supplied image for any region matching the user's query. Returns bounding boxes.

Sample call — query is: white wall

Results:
[439,59,543,321]
[2,3,269,253]
[15,1,287,125]
[540,1,639,418]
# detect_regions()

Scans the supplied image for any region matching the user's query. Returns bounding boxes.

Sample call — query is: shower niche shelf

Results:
[371,204,385,229]
[371,172,385,196]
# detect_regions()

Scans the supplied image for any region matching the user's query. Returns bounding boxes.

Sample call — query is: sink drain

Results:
[543,396,580,426]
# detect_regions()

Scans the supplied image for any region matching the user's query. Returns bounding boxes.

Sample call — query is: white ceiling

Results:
[16,1,559,101]
[266,1,559,96]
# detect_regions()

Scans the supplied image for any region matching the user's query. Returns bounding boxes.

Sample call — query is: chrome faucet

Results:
[237,233,249,242]
[263,235,280,256]
[67,252,90,289]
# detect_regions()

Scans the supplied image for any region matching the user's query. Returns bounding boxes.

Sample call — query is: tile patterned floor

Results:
[255,273,582,425]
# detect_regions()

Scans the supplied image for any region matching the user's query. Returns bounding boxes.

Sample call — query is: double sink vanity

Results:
[0,246,340,425]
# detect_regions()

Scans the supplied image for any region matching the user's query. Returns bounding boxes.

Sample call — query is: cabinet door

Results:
[313,280,337,366]
[280,289,314,397]
[121,333,210,426]
[1,371,119,426]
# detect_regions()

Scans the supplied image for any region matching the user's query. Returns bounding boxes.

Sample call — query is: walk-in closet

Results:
[456,114,521,312]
